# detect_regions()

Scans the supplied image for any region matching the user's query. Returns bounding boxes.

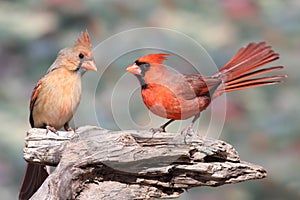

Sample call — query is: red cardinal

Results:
[19,31,97,200]
[126,42,286,135]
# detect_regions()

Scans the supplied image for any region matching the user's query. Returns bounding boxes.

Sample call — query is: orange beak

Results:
[126,63,141,75]
[83,59,97,71]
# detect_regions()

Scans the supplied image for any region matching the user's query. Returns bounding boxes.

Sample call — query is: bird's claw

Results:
[180,127,196,143]
[149,127,166,139]
[149,127,165,133]
[181,127,194,136]
[66,127,75,132]
[64,123,76,133]
[46,126,58,135]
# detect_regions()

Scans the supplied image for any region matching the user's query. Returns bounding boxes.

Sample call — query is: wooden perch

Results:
[23,126,267,200]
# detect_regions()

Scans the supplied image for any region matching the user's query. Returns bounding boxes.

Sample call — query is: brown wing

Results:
[179,74,221,100]
[29,79,43,128]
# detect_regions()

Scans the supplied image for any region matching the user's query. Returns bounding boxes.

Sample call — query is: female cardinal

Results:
[19,31,97,200]
[126,42,286,135]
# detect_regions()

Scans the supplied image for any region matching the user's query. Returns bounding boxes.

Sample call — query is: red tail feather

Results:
[212,42,286,98]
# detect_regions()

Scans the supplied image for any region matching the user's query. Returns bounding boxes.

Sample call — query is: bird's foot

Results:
[46,126,58,134]
[149,127,166,139]
[63,124,79,140]
[181,127,197,144]
[66,127,74,132]
[64,123,75,132]
[149,127,165,133]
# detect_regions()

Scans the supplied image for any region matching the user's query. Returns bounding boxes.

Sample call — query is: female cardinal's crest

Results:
[75,31,92,50]
[138,53,170,64]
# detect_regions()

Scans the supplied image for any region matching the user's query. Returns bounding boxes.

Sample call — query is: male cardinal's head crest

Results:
[126,53,170,77]
[126,53,170,89]
[138,53,170,65]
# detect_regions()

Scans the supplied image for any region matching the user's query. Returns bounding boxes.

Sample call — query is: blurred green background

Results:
[0,0,299,199]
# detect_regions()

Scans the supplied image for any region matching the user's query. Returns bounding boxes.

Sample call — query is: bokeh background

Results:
[0,0,299,199]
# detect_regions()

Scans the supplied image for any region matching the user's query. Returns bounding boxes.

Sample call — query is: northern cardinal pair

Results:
[19,31,285,199]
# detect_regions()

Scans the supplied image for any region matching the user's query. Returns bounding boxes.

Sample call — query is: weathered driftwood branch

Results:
[23,126,267,200]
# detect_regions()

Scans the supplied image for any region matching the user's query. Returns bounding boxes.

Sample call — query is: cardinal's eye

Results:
[78,53,84,59]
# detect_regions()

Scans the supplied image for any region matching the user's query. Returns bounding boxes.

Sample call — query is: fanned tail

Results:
[213,42,286,98]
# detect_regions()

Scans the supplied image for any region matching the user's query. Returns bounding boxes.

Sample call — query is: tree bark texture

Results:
[23,126,267,200]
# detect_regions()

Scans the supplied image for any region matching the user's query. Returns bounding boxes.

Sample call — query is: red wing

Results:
[29,79,43,127]
[180,74,221,99]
